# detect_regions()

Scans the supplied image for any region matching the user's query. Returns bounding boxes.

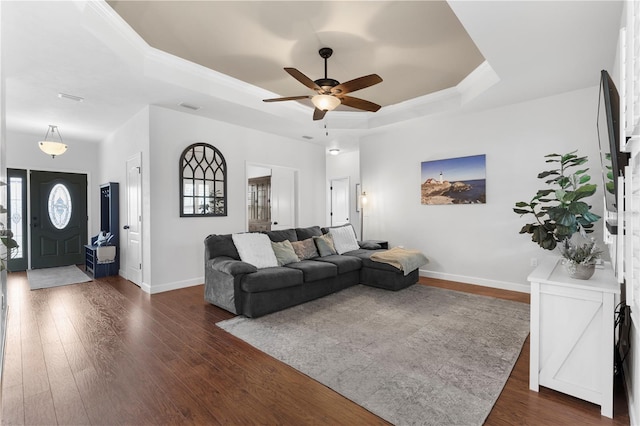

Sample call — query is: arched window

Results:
[180,143,227,217]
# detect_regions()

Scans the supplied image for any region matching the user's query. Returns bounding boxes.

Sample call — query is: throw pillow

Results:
[359,241,382,250]
[313,233,337,257]
[329,225,360,254]
[231,233,278,269]
[271,240,300,266]
[291,238,319,260]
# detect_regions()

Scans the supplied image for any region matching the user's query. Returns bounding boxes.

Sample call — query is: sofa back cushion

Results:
[204,234,240,260]
[295,226,322,241]
[264,228,298,243]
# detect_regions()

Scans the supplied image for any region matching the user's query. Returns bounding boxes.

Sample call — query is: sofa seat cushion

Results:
[240,267,303,293]
[343,249,404,273]
[315,255,362,274]
[285,260,338,282]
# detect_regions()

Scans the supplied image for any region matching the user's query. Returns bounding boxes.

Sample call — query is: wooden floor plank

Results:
[1,272,630,425]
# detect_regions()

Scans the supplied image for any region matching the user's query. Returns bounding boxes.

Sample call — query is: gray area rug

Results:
[217,284,530,426]
[27,265,92,290]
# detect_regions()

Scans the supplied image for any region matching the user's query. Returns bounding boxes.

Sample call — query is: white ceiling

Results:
[107,1,485,109]
[1,1,623,154]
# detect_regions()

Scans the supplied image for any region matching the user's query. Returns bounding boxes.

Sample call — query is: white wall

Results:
[99,106,150,285]
[326,151,361,238]
[146,106,326,293]
[360,87,604,292]
[6,128,101,256]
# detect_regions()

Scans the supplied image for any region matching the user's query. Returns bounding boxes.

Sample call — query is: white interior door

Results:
[270,166,296,230]
[125,153,142,286]
[330,177,350,226]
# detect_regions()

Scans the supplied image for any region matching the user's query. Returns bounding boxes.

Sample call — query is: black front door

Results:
[30,171,87,269]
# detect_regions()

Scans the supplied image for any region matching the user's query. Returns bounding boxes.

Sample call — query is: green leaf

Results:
[568,201,589,215]
[557,176,570,188]
[561,153,578,163]
[606,181,615,194]
[544,153,562,158]
[514,201,529,208]
[548,206,576,227]
[513,208,531,215]
[519,224,536,234]
[578,175,591,184]
[538,171,560,179]
[581,211,601,223]
[573,184,597,200]
[536,189,554,197]
[574,168,589,175]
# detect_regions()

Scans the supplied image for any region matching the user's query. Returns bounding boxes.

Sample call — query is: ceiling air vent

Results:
[179,102,201,111]
[58,92,84,102]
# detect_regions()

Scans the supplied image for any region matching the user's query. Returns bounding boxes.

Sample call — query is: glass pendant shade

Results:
[38,125,68,158]
[311,94,341,111]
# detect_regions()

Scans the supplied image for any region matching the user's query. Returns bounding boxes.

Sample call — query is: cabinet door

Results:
[538,284,609,407]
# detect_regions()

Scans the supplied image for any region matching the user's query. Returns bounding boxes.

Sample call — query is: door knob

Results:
[123,225,130,229]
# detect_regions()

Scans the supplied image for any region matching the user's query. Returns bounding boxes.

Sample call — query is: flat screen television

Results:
[597,69,628,233]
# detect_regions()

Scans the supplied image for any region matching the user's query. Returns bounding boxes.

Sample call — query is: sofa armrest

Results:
[209,256,257,276]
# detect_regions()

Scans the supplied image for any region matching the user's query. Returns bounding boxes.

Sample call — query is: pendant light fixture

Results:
[38,125,68,158]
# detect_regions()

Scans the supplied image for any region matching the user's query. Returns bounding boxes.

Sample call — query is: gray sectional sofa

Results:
[204,225,420,318]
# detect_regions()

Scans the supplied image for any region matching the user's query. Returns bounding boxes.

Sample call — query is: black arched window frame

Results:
[179,143,227,217]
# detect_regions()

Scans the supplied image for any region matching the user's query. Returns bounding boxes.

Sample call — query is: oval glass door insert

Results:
[48,183,72,229]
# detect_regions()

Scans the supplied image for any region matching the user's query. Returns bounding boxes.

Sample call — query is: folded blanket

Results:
[370,247,428,276]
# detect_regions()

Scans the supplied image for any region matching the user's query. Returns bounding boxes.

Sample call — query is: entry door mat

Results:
[28,265,92,290]
[217,284,530,426]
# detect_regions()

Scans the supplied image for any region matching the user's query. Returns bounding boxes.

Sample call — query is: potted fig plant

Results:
[513,150,602,279]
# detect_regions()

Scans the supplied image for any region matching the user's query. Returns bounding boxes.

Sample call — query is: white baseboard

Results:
[145,276,203,294]
[419,268,531,294]
[137,270,529,295]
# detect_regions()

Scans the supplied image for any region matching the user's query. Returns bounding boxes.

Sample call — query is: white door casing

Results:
[125,153,142,286]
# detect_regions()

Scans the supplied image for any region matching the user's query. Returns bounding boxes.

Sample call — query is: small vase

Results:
[564,261,596,280]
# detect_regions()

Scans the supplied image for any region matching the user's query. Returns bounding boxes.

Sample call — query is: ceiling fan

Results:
[263,47,383,121]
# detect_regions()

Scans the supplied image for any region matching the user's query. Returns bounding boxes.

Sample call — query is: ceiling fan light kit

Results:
[38,124,68,158]
[312,94,340,111]
[263,47,383,121]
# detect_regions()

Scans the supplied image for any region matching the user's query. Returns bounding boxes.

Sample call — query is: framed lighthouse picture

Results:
[420,154,486,205]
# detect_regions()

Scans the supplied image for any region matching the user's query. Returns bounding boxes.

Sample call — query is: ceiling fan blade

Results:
[263,95,310,102]
[332,74,382,95]
[313,108,327,121]
[285,67,321,91]
[340,96,381,112]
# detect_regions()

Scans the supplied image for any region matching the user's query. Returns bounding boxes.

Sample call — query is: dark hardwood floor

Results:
[0,272,630,425]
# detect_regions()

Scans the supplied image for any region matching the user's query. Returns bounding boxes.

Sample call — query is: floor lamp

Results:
[360,191,367,240]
